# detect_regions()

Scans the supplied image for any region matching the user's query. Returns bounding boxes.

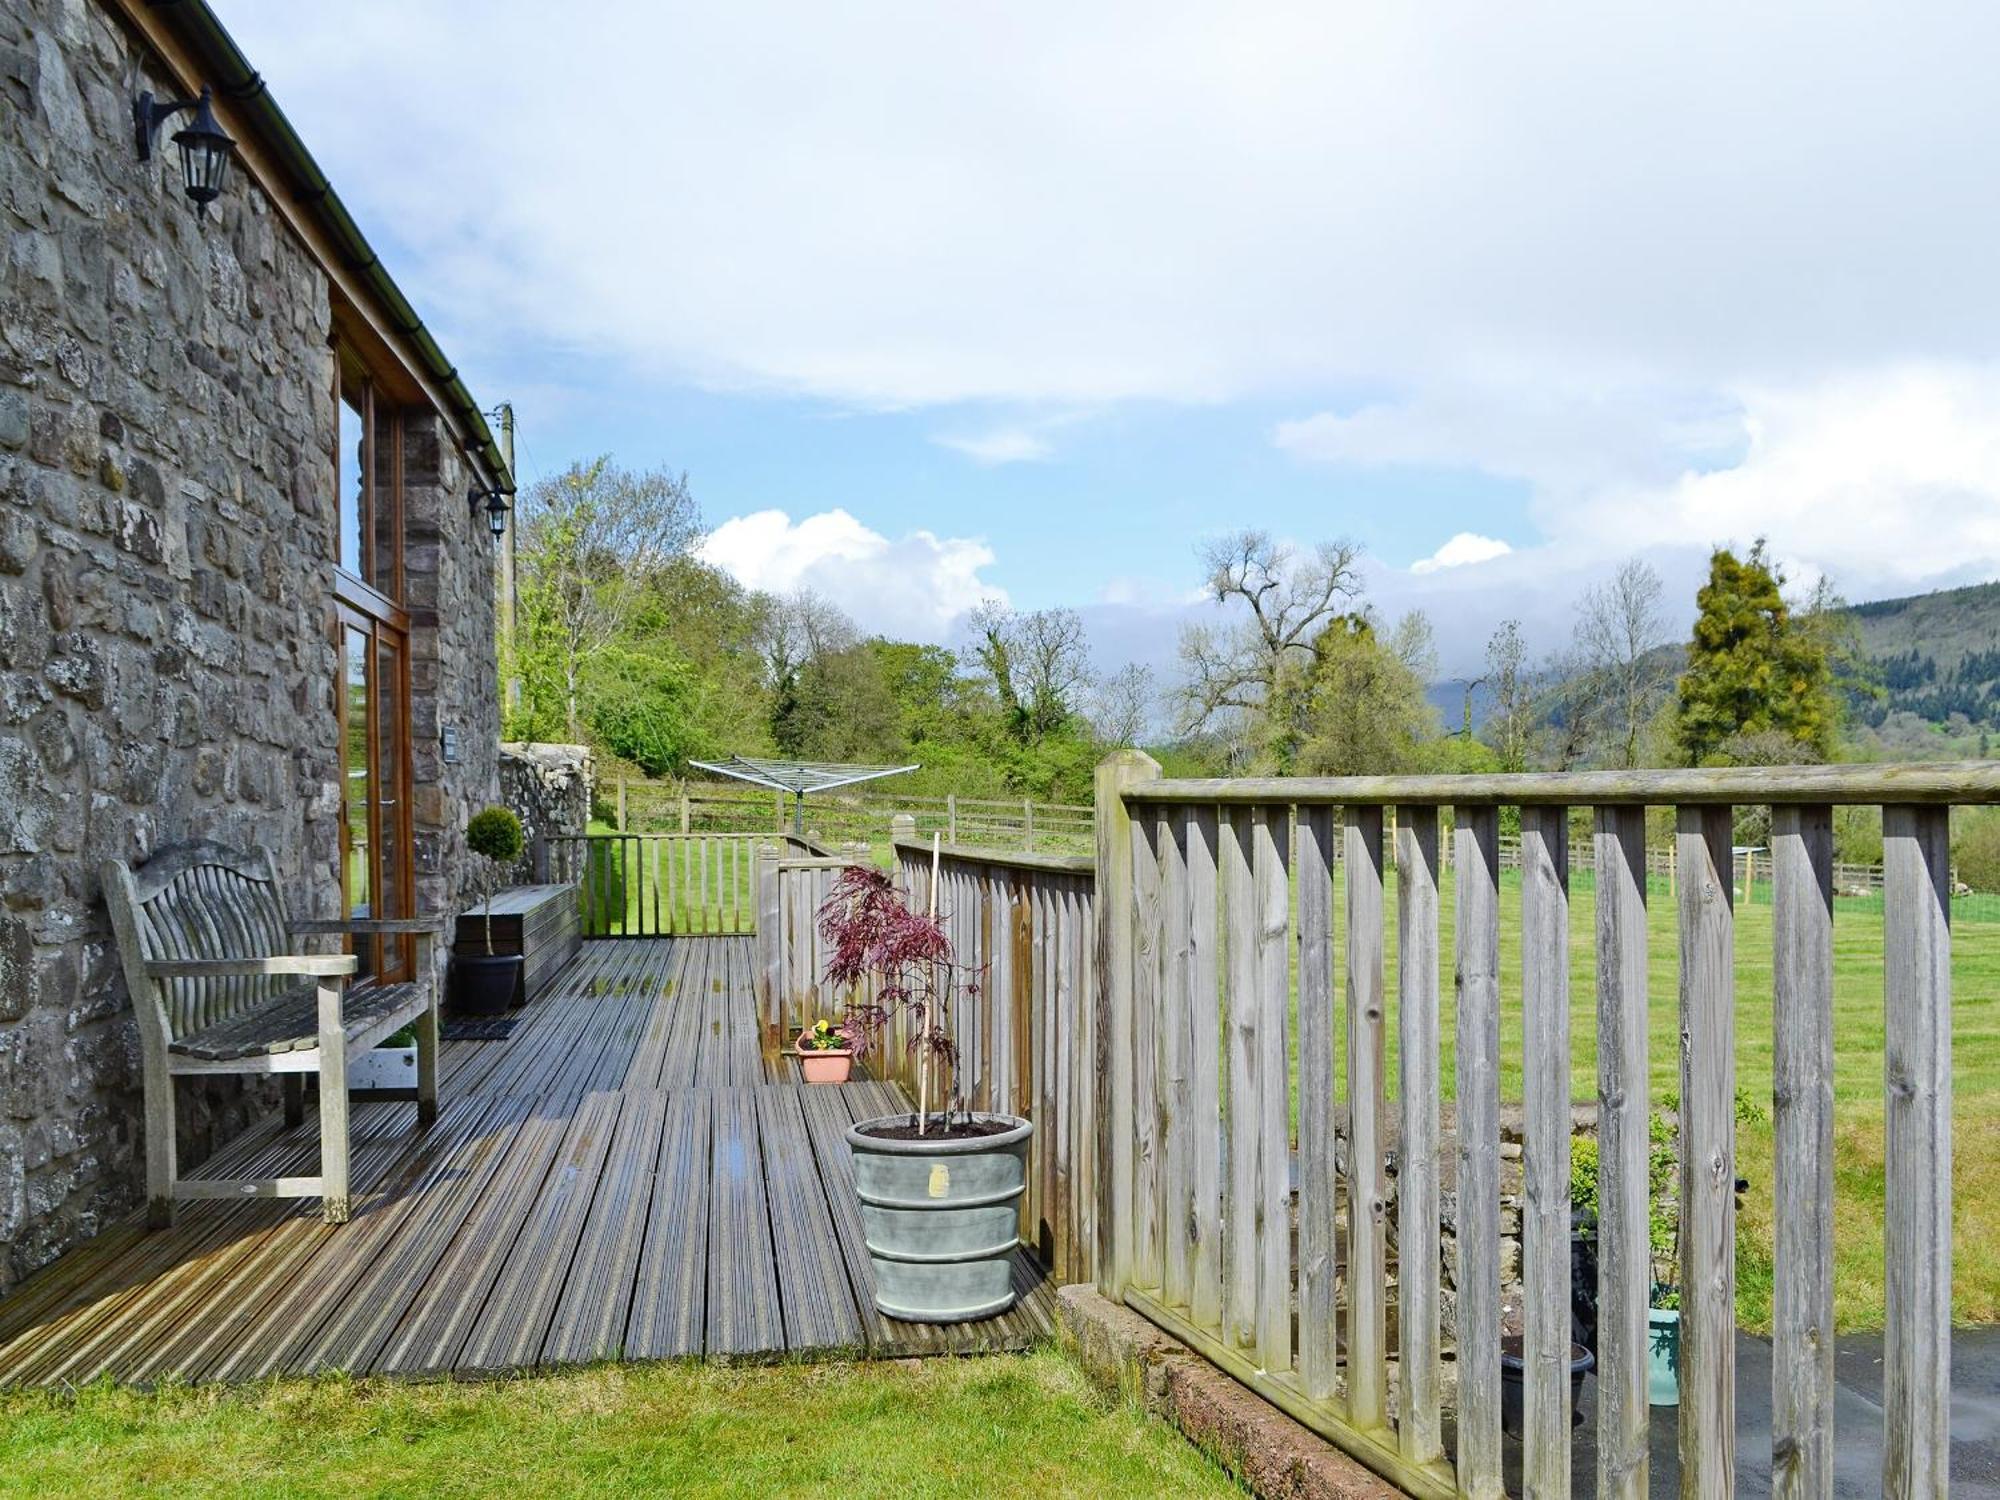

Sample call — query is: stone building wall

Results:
[0,0,501,1289]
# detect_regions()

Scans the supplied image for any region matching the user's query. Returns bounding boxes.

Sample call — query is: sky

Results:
[222,2,2000,680]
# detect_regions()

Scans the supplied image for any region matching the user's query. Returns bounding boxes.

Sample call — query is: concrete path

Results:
[1543,1327,2000,1496]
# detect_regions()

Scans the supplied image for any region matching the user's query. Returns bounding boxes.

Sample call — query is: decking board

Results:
[625,1089,712,1360]
[704,1087,784,1357]
[0,936,1057,1386]
[757,1087,867,1353]
[542,1089,669,1367]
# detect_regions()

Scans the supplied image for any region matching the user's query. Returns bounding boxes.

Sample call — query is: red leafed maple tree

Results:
[816,861,973,1134]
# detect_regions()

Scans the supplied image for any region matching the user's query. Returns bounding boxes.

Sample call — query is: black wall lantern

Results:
[470,485,512,541]
[134,85,235,218]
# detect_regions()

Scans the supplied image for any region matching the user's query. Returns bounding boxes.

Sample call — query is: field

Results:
[0,1350,1237,1499]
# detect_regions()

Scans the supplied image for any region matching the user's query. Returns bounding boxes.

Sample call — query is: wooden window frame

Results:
[334,353,405,608]
[332,339,414,982]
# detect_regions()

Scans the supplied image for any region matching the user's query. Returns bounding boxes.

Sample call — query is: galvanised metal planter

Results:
[1648,1307,1681,1406]
[847,1113,1032,1323]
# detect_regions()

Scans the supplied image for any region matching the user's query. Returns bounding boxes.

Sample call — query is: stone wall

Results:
[0,0,501,1290]
[498,742,593,881]
[405,412,503,929]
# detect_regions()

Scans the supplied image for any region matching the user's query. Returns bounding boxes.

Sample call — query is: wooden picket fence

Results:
[1092,754,1972,1499]
[548,832,762,936]
[581,754,1972,1496]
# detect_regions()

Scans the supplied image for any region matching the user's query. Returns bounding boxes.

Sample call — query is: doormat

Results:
[443,1016,519,1041]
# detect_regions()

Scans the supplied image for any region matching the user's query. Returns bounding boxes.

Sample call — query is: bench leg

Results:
[415,933,439,1127]
[142,1049,177,1230]
[317,980,351,1224]
[283,1075,305,1129]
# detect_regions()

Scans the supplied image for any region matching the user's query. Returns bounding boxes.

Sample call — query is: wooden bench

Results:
[101,840,443,1227]
[452,883,580,1007]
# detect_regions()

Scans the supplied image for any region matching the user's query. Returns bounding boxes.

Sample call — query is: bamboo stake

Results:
[922,832,941,1134]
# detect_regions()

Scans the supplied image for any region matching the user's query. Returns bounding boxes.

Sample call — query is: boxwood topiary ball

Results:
[467,805,525,863]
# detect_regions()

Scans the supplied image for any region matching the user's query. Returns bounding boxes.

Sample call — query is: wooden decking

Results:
[0,938,1054,1387]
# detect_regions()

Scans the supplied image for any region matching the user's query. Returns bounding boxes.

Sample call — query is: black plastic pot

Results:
[1571,1217,1600,1354]
[1499,1335,1596,1438]
[453,953,522,1015]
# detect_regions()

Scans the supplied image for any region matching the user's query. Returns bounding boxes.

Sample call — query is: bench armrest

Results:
[291,919,445,936]
[146,955,358,978]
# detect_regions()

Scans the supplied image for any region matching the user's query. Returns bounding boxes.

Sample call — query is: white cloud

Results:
[698,509,1006,640]
[932,428,1051,465]
[1286,363,2000,601]
[215,2,2000,650]
[1410,532,1514,574]
[221,2,2000,409]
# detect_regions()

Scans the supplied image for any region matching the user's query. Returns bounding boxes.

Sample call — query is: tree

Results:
[1539,645,1606,771]
[1674,541,1840,765]
[512,457,699,738]
[584,643,700,776]
[964,604,1091,744]
[1090,663,1156,747]
[756,588,855,687]
[1289,611,1439,775]
[771,643,902,762]
[1575,558,1671,769]
[1178,531,1364,744]
[1480,620,1536,772]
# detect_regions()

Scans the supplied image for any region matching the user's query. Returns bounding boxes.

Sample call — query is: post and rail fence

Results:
[553,755,1972,1495]
[605,776,1095,854]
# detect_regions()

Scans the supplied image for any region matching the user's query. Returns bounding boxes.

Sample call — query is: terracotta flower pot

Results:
[796,1031,855,1084]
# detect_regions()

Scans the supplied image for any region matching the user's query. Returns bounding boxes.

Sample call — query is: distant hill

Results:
[1426,579,2000,749]
[1844,580,2000,738]
[1427,678,1496,732]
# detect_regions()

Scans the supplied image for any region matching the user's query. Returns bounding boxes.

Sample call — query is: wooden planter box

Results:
[453,884,581,1007]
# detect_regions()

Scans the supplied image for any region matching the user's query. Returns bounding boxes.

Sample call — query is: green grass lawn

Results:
[0,1350,1238,1500]
[1294,861,2000,1332]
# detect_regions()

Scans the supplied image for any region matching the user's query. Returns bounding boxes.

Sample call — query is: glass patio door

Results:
[338,601,412,983]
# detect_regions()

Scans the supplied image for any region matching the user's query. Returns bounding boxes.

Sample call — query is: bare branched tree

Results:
[1574,557,1669,769]
[965,603,1091,742]
[515,457,700,737]
[755,588,856,686]
[1178,530,1363,733]
[1090,662,1156,747]
[1481,619,1535,772]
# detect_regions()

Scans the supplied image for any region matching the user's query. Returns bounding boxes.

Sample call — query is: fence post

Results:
[1093,749,1159,1300]
[616,777,627,831]
[680,791,692,834]
[1024,798,1035,851]
[948,793,958,843]
[755,842,783,1055]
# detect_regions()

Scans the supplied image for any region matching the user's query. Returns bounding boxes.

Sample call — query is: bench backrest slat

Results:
[105,841,295,1040]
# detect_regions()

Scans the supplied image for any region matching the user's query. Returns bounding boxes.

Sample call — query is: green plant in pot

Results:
[818,836,1031,1325]
[454,805,525,1016]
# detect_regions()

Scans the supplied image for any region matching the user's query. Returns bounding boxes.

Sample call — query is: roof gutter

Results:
[144,0,515,494]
